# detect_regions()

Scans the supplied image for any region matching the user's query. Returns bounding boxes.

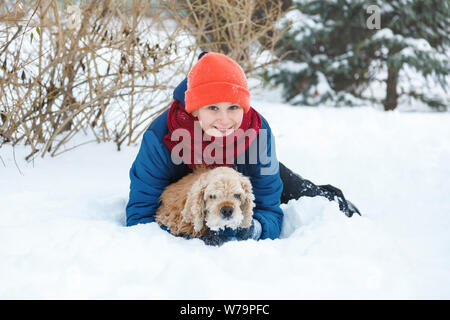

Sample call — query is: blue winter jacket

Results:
[125,79,284,240]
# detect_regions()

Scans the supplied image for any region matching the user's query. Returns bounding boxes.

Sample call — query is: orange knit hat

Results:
[185,52,250,114]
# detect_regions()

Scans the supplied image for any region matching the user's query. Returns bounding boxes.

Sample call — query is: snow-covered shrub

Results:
[263,0,450,111]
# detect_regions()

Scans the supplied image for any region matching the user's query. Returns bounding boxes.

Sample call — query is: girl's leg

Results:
[278,162,361,217]
[279,161,320,204]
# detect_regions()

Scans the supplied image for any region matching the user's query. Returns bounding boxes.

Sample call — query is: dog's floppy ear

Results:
[181,174,208,233]
[240,177,255,228]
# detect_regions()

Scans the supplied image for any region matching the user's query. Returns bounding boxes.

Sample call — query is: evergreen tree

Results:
[266,0,450,110]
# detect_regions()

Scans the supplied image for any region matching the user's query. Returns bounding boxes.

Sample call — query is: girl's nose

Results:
[216,110,231,124]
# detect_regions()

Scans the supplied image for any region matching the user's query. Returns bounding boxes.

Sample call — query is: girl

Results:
[126,52,360,245]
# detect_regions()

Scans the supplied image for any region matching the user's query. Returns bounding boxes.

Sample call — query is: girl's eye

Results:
[208,106,218,111]
[229,105,240,110]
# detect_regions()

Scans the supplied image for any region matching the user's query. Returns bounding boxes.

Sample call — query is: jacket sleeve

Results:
[249,123,284,240]
[126,129,172,226]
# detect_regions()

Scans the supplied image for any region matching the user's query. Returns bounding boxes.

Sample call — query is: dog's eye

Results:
[209,194,216,200]
[234,193,241,199]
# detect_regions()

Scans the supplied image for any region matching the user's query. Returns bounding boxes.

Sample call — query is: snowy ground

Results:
[1,100,450,299]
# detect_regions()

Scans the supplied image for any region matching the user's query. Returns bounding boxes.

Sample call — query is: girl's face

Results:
[191,102,244,137]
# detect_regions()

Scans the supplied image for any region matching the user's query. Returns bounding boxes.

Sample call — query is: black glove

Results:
[236,219,263,240]
[200,229,228,247]
[235,221,255,240]
[219,219,261,241]
[201,220,261,246]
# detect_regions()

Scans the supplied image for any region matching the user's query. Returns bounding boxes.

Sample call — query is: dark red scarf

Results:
[163,100,262,169]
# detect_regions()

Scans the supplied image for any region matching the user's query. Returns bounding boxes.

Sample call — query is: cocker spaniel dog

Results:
[155,166,255,246]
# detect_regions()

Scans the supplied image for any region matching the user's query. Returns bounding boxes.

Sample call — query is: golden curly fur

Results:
[155,166,255,238]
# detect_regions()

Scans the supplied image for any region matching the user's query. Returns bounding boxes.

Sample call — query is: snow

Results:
[1,100,450,299]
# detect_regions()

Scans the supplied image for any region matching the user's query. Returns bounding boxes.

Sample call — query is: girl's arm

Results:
[126,129,172,226]
[248,118,284,240]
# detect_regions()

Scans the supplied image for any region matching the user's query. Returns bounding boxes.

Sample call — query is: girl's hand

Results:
[200,230,228,246]
[235,219,261,240]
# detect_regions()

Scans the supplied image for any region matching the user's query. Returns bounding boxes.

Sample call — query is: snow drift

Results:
[1,101,450,299]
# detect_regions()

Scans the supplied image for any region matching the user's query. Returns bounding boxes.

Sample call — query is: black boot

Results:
[279,162,361,217]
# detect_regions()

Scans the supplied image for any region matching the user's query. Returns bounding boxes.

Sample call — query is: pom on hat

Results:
[185,52,250,114]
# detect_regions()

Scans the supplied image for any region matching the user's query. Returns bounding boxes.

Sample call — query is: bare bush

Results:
[0,0,194,160]
[0,0,290,161]
[166,0,291,74]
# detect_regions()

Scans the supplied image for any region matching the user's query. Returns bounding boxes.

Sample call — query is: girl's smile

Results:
[191,102,244,137]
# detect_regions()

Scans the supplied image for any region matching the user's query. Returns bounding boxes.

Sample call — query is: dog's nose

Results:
[220,206,234,219]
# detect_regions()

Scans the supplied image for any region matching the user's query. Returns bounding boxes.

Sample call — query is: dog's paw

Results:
[200,230,228,247]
